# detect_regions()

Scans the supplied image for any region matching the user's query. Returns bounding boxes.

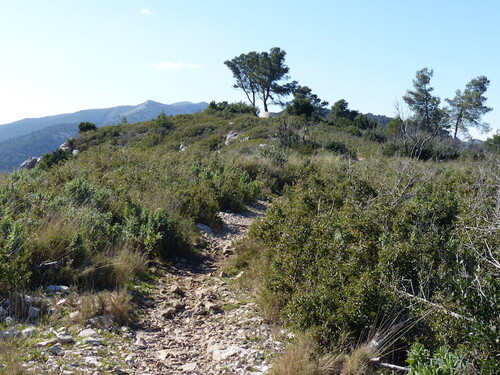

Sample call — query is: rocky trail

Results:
[129,201,283,375]
[0,201,285,375]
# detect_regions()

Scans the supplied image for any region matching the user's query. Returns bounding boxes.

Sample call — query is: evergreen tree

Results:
[446,76,492,139]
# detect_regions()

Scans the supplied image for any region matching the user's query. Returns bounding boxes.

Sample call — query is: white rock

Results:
[212,345,242,361]
[84,356,101,366]
[57,334,74,345]
[134,337,147,349]
[78,328,98,338]
[181,363,197,371]
[36,338,58,347]
[22,327,37,337]
[47,285,70,293]
[170,284,183,295]
[196,223,213,234]
[225,131,239,145]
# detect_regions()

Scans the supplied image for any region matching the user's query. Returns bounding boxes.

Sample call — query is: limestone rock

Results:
[78,328,98,338]
[36,338,58,348]
[57,334,74,345]
[225,131,239,145]
[170,284,183,295]
[22,327,37,337]
[19,156,41,170]
[196,223,213,234]
[47,285,70,293]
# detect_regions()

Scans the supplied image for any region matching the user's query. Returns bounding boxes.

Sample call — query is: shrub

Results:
[37,148,71,170]
[406,343,466,375]
[205,101,259,117]
[78,121,97,133]
[248,159,498,368]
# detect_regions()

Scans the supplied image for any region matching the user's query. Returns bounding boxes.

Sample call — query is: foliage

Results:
[0,107,498,372]
[37,148,72,170]
[205,101,259,117]
[446,76,492,139]
[155,112,173,129]
[225,47,297,111]
[328,100,376,131]
[248,158,498,371]
[286,86,329,119]
[406,343,466,375]
[484,132,500,154]
[0,113,272,295]
[328,99,359,123]
[78,121,97,133]
[403,68,443,133]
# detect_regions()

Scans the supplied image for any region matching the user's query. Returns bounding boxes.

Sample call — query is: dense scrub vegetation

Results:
[244,157,498,371]
[0,103,498,372]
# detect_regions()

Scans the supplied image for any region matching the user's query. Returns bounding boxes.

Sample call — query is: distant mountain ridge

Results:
[0,100,208,171]
[0,100,209,143]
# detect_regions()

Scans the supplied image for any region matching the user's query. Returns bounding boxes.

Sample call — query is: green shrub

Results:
[248,159,498,369]
[205,101,259,117]
[406,343,466,375]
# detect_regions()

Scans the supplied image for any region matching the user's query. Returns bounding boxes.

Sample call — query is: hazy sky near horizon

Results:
[1,0,499,139]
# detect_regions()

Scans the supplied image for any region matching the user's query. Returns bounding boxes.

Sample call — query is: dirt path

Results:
[130,201,283,375]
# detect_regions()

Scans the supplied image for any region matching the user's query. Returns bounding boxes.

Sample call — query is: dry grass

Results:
[78,243,148,289]
[269,334,322,375]
[0,342,30,375]
[270,338,377,375]
[69,288,134,326]
[270,317,411,375]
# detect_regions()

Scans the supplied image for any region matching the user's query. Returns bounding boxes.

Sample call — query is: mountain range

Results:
[0,100,208,172]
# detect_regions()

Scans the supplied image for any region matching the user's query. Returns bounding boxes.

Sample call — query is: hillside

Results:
[0,123,77,172]
[0,100,208,143]
[0,107,498,374]
[0,100,208,171]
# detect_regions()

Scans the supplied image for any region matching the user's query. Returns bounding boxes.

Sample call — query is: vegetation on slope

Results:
[0,100,498,373]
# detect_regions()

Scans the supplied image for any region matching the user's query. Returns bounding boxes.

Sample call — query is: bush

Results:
[205,101,259,117]
[37,148,71,170]
[78,121,97,133]
[323,140,356,158]
[248,159,498,369]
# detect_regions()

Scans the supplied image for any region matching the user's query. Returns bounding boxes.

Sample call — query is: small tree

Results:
[446,76,492,139]
[286,86,328,118]
[225,47,297,112]
[403,68,443,133]
[78,121,97,133]
[328,99,359,123]
[484,132,500,154]
[155,113,172,129]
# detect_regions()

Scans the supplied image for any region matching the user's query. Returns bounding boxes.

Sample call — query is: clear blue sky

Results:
[1,0,499,139]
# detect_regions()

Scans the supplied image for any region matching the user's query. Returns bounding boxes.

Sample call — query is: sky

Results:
[0,0,499,139]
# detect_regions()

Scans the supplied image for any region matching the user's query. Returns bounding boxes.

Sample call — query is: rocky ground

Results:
[130,201,284,375]
[0,201,285,375]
